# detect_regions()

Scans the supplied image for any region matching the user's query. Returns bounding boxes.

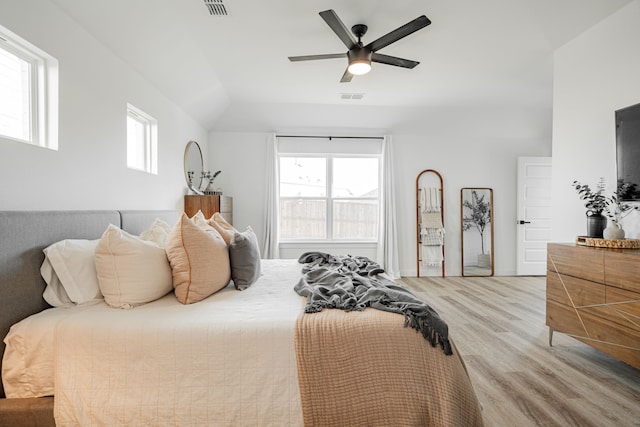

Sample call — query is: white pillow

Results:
[41,239,102,307]
[139,218,172,248]
[41,257,74,307]
[95,224,173,309]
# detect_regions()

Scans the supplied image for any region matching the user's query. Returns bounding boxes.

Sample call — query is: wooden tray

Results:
[576,236,640,249]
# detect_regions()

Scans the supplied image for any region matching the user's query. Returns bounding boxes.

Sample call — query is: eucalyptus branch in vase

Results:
[604,180,640,224]
[202,170,222,195]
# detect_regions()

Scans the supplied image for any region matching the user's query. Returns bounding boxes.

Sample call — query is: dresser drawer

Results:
[581,303,640,334]
[547,244,604,283]
[546,272,605,307]
[604,251,640,293]
[547,299,640,345]
[546,299,586,336]
[580,308,640,346]
[606,286,640,318]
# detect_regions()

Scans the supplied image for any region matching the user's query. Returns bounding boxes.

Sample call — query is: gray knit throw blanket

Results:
[294,252,452,355]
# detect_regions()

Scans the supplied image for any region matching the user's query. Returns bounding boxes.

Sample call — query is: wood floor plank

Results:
[399,276,640,427]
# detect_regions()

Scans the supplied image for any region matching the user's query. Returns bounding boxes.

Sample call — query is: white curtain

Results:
[377,135,400,278]
[262,134,280,258]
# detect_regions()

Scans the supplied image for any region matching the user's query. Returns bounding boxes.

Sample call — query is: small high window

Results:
[0,25,58,149]
[126,104,158,174]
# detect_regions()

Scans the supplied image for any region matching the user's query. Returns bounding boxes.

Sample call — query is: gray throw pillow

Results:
[229,226,261,290]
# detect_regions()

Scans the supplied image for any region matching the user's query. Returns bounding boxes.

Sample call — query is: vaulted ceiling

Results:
[50,0,632,132]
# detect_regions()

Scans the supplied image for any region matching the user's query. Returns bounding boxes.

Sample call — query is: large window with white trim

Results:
[0,25,58,149]
[126,104,158,174]
[278,137,381,242]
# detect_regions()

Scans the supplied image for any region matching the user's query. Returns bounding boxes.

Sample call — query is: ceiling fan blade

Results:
[289,53,347,62]
[340,68,354,83]
[365,15,431,52]
[372,52,419,69]
[319,9,357,49]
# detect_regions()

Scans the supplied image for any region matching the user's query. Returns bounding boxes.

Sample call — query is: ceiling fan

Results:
[288,9,431,83]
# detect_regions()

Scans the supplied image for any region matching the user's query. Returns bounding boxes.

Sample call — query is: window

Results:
[0,25,58,149]
[126,104,158,174]
[279,153,380,242]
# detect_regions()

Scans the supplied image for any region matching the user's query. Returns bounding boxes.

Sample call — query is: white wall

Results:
[392,111,551,276]
[206,132,270,239]
[0,0,207,211]
[211,0,640,276]
[552,0,640,242]
[209,103,551,276]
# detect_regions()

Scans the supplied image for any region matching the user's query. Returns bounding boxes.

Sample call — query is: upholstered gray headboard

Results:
[0,210,179,398]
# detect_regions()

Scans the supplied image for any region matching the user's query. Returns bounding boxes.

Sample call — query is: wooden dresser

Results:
[184,195,233,224]
[546,243,640,369]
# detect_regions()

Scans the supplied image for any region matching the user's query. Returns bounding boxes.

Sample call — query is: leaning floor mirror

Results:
[461,188,494,276]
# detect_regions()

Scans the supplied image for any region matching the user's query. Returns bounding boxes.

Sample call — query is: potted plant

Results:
[462,190,491,267]
[572,178,608,238]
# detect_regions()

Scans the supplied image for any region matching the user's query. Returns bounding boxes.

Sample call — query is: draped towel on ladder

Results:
[419,187,445,267]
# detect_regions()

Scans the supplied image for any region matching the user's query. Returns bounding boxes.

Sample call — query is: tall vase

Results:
[586,213,607,238]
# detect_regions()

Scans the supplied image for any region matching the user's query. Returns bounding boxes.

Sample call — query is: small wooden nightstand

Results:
[184,195,233,224]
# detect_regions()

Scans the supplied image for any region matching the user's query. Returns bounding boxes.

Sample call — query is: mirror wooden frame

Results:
[461,188,494,276]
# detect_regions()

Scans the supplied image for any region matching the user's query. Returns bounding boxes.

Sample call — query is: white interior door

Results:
[516,157,552,275]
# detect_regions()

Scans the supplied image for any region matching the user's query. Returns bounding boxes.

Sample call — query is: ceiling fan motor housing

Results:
[348,47,372,63]
[347,46,372,75]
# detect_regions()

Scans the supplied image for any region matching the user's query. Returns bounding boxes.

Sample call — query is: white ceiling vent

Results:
[341,93,364,100]
[204,0,230,16]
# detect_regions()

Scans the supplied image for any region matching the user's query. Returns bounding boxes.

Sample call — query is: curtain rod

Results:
[276,135,383,140]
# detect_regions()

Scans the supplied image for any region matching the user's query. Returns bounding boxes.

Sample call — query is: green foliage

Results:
[202,170,222,184]
[605,179,640,221]
[573,178,640,221]
[572,178,607,215]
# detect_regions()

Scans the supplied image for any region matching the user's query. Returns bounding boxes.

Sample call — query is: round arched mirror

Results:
[184,140,204,193]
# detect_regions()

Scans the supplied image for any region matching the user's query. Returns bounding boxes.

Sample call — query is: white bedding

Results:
[2,303,99,398]
[4,259,305,426]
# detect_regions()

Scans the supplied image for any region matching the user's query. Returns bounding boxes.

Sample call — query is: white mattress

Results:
[3,259,304,426]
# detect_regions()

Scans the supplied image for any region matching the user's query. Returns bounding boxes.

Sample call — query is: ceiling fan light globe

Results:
[348,60,371,75]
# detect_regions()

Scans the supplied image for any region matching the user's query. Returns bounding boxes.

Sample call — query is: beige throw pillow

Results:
[208,212,237,245]
[139,218,172,248]
[95,224,173,309]
[166,213,231,304]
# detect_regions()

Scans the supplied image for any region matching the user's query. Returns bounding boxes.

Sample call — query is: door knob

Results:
[518,220,531,225]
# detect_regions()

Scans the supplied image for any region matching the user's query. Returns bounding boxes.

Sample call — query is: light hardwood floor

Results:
[399,276,640,427]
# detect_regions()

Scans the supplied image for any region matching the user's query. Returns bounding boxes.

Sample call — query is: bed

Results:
[0,210,484,426]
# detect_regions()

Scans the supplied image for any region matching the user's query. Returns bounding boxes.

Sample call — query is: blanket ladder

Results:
[416,169,445,277]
